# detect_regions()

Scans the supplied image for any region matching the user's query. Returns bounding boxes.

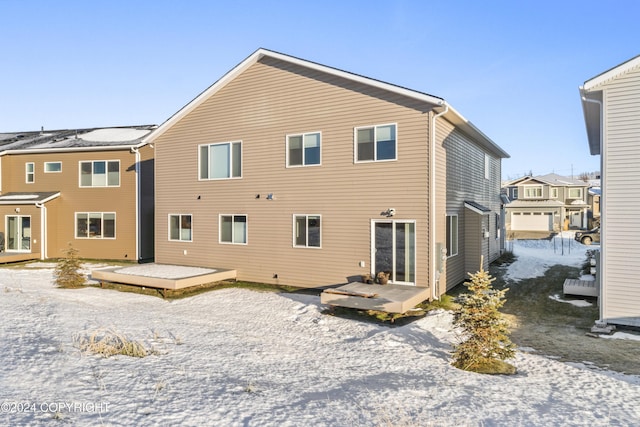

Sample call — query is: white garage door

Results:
[511,212,552,231]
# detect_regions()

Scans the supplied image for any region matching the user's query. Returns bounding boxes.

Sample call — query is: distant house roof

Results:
[580,54,640,155]
[0,125,156,155]
[504,173,587,187]
[143,48,509,159]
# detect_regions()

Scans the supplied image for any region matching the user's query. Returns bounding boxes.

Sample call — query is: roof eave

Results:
[442,104,510,158]
[579,86,602,156]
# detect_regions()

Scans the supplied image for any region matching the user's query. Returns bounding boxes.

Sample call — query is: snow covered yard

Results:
[2,235,640,426]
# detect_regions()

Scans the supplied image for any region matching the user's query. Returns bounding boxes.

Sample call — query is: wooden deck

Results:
[91,264,237,290]
[320,282,430,314]
[563,278,598,297]
[0,252,41,264]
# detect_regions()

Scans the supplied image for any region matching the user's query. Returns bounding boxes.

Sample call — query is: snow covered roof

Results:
[506,173,588,187]
[0,125,156,154]
[0,191,60,205]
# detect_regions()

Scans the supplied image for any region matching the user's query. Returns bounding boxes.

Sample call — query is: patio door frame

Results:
[371,219,416,286]
[5,215,32,253]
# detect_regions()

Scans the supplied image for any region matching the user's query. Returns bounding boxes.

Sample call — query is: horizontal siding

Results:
[0,150,139,260]
[601,65,640,325]
[154,58,432,288]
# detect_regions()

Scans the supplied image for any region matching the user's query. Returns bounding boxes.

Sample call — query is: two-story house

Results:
[503,173,590,234]
[142,48,509,299]
[0,126,155,262]
[580,53,640,328]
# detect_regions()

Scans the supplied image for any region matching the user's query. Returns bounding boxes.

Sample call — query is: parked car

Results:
[575,227,600,245]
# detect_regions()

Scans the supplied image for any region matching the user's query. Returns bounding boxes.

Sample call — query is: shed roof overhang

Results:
[464,201,492,215]
[0,192,60,205]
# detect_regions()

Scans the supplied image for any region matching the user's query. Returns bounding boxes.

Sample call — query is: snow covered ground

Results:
[1,235,640,426]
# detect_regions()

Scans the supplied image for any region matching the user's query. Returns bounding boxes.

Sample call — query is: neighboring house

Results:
[503,173,590,233]
[143,48,509,298]
[0,127,155,262]
[587,187,601,228]
[580,53,640,328]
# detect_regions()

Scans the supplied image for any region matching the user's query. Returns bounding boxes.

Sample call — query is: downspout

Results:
[35,202,46,260]
[430,104,448,301]
[582,94,604,323]
[130,147,140,261]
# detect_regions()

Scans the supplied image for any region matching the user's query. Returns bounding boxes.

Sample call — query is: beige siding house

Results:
[146,49,509,298]
[0,127,155,262]
[580,54,640,327]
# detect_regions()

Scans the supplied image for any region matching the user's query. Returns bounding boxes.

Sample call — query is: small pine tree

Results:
[54,243,85,288]
[452,261,516,374]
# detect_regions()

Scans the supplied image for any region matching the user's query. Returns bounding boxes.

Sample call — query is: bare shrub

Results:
[73,327,150,358]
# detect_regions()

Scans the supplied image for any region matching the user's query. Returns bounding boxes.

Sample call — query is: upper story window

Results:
[355,124,396,162]
[25,162,35,183]
[169,214,192,242]
[550,188,558,198]
[512,188,518,199]
[199,141,242,180]
[79,160,120,187]
[484,154,490,180]
[568,188,583,199]
[287,132,321,167]
[523,185,543,198]
[45,162,62,173]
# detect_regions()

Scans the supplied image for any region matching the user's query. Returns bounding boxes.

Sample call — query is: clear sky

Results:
[1,0,638,179]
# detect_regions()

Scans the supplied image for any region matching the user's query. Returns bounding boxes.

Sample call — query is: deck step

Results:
[563,278,598,297]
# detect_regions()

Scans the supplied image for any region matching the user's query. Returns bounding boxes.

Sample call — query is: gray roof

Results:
[0,192,60,205]
[506,173,588,187]
[0,125,156,152]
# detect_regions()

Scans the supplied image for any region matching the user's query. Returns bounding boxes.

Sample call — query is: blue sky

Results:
[1,0,638,179]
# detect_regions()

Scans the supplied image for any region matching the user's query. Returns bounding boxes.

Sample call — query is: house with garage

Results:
[143,48,509,304]
[503,173,590,234]
[580,53,640,328]
[0,127,155,262]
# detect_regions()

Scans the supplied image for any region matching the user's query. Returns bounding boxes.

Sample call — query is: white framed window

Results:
[26,162,35,183]
[355,123,397,162]
[568,188,583,199]
[5,215,31,251]
[550,188,558,198]
[220,214,247,244]
[495,213,500,239]
[287,132,321,167]
[169,214,192,242]
[512,188,518,199]
[523,185,543,198]
[44,162,62,173]
[76,212,116,239]
[446,214,458,257]
[199,141,242,180]
[293,215,321,248]
[79,160,120,187]
[484,154,490,180]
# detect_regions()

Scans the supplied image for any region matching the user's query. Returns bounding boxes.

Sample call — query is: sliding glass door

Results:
[373,220,416,285]
[6,215,31,252]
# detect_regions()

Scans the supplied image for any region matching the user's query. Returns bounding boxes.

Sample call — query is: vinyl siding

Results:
[598,65,640,326]
[154,57,433,289]
[439,119,503,288]
[0,150,139,260]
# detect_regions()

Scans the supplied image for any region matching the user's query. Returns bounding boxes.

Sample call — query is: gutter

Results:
[35,202,46,260]
[130,147,141,261]
[430,104,448,301]
[581,92,605,323]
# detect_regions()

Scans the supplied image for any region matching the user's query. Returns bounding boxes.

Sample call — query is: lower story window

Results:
[220,214,247,244]
[76,212,115,239]
[446,214,458,257]
[169,214,192,241]
[294,215,321,248]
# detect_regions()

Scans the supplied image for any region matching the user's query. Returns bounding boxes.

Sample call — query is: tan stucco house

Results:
[144,48,509,299]
[0,127,155,262]
[580,54,640,327]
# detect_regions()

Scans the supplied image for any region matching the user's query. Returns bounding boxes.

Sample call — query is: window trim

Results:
[219,214,248,245]
[44,161,62,173]
[523,185,543,199]
[354,123,398,163]
[446,214,459,257]
[25,162,35,184]
[293,214,322,248]
[550,187,558,199]
[78,160,121,188]
[286,131,322,168]
[568,188,583,199]
[168,214,193,242]
[198,141,243,180]
[75,212,116,239]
